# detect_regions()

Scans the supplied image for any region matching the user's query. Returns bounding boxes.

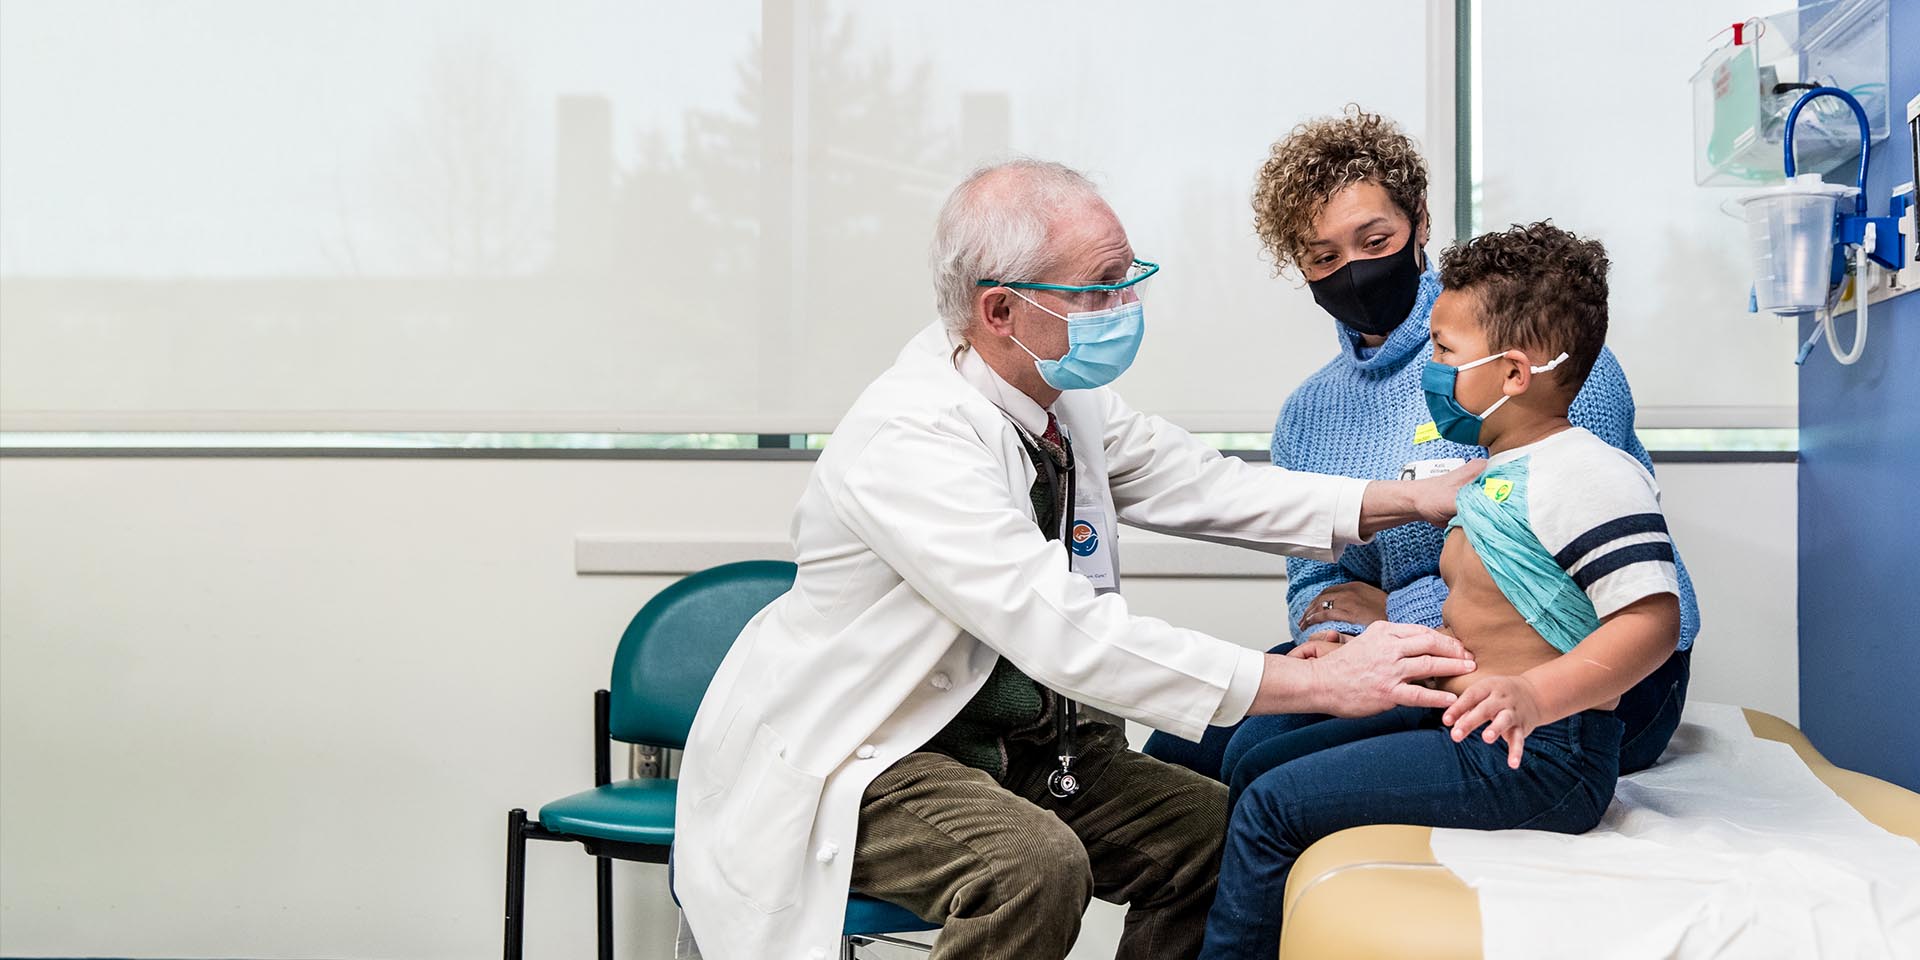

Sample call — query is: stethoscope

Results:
[1012,418,1083,800]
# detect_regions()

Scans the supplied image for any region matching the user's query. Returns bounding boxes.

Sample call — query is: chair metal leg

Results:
[596,854,614,960]
[504,809,529,960]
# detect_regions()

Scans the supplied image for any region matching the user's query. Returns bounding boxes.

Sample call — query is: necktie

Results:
[1028,413,1070,538]
[1041,413,1065,451]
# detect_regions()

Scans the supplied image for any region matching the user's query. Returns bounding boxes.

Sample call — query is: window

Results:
[1473,0,1798,428]
[1,1,1447,436]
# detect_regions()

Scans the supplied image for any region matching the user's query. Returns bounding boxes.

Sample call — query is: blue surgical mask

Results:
[1422,350,1569,445]
[1007,292,1145,390]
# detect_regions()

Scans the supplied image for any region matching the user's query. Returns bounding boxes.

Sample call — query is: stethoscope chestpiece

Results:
[1047,758,1080,799]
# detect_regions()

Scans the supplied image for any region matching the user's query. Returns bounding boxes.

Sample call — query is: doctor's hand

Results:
[1410,459,1487,527]
[1254,621,1475,718]
[1357,459,1487,536]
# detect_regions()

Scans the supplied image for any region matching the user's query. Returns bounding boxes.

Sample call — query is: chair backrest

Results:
[607,559,797,749]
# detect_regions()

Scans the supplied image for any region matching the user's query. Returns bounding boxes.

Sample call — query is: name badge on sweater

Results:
[1400,457,1467,481]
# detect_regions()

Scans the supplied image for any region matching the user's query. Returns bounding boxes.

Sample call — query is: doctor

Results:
[674,159,1481,960]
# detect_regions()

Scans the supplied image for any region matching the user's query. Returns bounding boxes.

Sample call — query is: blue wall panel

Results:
[1797,0,1920,791]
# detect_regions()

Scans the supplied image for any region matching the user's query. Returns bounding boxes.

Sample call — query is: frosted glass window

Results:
[1475,1,1798,428]
[2,1,1445,432]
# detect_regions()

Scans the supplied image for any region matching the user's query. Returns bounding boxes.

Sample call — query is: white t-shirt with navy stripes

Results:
[1490,425,1682,621]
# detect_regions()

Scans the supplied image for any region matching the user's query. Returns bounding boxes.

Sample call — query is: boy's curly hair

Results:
[1438,221,1610,391]
[1252,106,1429,276]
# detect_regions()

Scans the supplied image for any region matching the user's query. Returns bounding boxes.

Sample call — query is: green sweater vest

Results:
[921,421,1067,780]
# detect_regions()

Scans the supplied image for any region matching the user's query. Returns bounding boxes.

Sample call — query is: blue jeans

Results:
[1616,645,1690,774]
[1194,706,1623,960]
[1142,642,1689,779]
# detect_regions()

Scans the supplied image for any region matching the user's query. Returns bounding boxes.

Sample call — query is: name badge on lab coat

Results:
[1069,478,1119,593]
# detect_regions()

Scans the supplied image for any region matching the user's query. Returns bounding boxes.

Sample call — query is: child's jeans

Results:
[1196,707,1623,960]
[1146,643,1687,782]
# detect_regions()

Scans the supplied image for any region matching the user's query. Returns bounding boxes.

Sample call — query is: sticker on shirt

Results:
[1399,457,1467,481]
[1067,508,1118,591]
[1413,421,1442,444]
[1482,477,1514,503]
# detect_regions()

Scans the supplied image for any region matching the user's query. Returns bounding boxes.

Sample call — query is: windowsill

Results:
[574,530,1294,579]
[0,430,1801,463]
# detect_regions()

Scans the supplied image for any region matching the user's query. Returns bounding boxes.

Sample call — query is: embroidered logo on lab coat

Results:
[1069,519,1100,557]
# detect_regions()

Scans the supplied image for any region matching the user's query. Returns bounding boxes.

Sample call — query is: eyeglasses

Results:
[977,259,1160,309]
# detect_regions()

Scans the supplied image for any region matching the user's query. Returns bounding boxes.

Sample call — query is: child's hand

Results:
[1443,674,1545,768]
[1287,630,1348,659]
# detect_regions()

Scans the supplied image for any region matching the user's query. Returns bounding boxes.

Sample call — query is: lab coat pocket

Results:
[713,723,824,914]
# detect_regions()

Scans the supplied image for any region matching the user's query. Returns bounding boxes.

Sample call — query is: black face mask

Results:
[1305,230,1425,337]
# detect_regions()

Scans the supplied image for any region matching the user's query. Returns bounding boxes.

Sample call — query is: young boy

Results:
[1197,222,1684,960]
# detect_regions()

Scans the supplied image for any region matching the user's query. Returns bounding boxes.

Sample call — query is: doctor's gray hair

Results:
[930,159,1104,336]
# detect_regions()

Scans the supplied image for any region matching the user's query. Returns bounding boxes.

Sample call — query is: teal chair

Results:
[503,560,936,959]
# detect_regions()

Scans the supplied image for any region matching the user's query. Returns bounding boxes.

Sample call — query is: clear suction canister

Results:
[1736,174,1859,313]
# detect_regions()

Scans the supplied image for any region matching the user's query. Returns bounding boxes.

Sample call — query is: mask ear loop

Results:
[1531,351,1570,374]
[1458,348,1569,373]
[1468,351,1571,419]
[1006,288,1071,363]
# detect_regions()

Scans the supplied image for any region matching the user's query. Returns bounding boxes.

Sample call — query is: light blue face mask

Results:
[979,259,1159,391]
[1006,293,1145,390]
[1422,349,1569,445]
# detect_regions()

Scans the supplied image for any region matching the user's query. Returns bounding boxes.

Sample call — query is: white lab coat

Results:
[674,322,1370,960]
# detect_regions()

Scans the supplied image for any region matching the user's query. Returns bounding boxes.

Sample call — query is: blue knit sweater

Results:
[1273,269,1700,650]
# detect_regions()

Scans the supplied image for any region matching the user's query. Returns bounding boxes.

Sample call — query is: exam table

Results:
[1277,709,1920,960]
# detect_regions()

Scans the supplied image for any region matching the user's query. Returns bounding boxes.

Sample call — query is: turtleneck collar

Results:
[1331,269,1441,377]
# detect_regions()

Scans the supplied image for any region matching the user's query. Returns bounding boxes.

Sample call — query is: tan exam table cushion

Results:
[1276,709,1920,960]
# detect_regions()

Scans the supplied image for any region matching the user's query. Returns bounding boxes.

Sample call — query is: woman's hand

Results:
[1443,675,1546,768]
[1300,582,1389,631]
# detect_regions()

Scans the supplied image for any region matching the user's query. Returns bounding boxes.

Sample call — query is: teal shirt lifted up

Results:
[1447,456,1601,655]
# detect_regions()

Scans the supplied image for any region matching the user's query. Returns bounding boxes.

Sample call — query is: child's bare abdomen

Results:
[1436,529,1563,697]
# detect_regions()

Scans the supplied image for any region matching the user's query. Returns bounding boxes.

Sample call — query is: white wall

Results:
[0,456,1794,959]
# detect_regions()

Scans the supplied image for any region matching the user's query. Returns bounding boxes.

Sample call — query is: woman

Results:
[1143,107,1699,786]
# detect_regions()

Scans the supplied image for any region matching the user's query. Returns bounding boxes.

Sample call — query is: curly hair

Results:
[1252,106,1429,276]
[1438,221,1611,391]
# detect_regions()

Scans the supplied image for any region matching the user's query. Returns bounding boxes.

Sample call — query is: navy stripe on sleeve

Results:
[1554,513,1670,571]
[1571,542,1677,591]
